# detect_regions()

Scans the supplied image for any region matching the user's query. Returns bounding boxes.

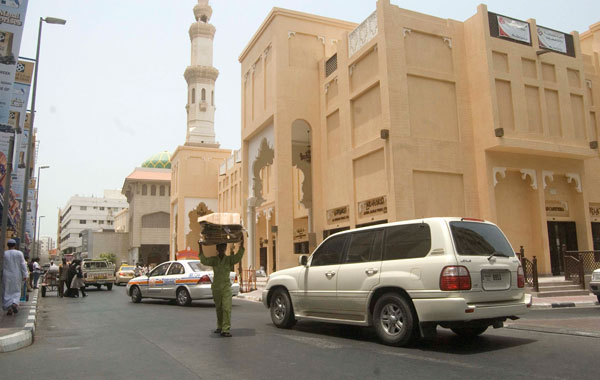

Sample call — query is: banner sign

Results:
[497,15,531,44]
[358,196,387,219]
[10,62,32,201]
[537,26,567,54]
[0,0,29,125]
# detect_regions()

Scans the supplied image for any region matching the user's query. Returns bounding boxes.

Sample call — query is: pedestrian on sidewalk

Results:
[198,237,244,337]
[27,257,33,291]
[2,239,28,316]
[58,258,69,297]
[69,259,86,298]
[32,258,42,289]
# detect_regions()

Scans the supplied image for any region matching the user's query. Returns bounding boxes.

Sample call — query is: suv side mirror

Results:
[299,255,308,267]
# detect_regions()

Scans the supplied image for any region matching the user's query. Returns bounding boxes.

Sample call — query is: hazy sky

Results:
[20,0,600,239]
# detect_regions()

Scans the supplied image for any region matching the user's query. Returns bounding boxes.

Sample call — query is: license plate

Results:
[484,273,502,281]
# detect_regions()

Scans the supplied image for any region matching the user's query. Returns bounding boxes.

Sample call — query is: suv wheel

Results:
[176,288,192,306]
[131,286,142,303]
[451,326,488,338]
[373,293,416,347]
[270,288,296,328]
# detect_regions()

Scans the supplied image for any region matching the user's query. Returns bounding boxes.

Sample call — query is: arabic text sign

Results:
[497,15,531,44]
[538,26,567,54]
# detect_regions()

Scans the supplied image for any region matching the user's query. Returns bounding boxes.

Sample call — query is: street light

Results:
[19,16,66,254]
[35,215,45,259]
[32,165,49,258]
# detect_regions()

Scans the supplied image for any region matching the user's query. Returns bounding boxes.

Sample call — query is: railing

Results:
[516,246,539,292]
[562,247,600,289]
[240,269,257,293]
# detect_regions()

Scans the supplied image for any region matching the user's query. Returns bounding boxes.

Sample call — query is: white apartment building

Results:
[59,190,128,256]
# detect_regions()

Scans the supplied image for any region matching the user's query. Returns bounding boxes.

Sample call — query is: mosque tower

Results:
[184,0,219,146]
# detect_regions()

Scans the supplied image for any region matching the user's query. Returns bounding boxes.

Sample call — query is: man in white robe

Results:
[2,239,28,315]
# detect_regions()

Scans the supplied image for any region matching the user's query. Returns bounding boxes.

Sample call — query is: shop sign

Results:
[294,227,307,241]
[497,15,531,44]
[327,205,349,224]
[590,205,600,218]
[358,196,387,218]
[537,26,567,54]
[545,200,569,217]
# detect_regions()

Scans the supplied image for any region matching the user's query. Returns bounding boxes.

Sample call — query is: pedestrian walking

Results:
[2,239,28,316]
[27,257,33,291]
[198,237,244,337]
[69,259,87,297]
[58,258,69,297]
[32,258,42,288]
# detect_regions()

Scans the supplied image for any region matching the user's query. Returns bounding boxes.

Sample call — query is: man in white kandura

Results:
[2,239,28,316]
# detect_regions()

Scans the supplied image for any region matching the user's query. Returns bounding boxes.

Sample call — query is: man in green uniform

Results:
[199,237,244,337]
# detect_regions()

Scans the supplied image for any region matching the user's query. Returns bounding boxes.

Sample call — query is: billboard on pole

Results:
[0,0,29,125]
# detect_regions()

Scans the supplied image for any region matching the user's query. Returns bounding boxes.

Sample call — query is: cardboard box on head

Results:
[198,213,245,247]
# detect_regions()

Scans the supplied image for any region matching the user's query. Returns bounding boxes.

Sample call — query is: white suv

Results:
[263,217,532,346]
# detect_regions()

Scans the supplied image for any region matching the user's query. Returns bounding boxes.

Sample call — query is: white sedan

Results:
[126,260,239,306]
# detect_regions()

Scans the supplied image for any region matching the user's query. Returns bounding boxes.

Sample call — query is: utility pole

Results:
[0,135,16,299]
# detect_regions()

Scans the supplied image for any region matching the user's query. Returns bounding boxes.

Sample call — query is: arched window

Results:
[160,185,165,196]
[191,88,195,104]
[211,90,214,106]
[151,185,156,196]
[201,88,206,102]
[142,184,147,196]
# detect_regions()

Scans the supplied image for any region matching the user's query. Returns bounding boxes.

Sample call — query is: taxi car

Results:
[115,264,136,286]
[126,260,239,306]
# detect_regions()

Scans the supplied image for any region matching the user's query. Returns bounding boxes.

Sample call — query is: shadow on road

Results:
[286,321,536,354]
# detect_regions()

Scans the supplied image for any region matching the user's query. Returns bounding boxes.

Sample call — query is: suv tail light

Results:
[197,275,212,285]
[440,266,471,291]
[517,266,525,288]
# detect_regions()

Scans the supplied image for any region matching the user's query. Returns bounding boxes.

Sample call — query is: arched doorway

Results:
[291,119,314,252]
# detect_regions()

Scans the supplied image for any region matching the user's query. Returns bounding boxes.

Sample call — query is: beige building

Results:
[235,0,600,275]
[122,154,172,265]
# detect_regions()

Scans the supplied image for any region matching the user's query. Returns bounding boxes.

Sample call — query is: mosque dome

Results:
[141,151,172,169]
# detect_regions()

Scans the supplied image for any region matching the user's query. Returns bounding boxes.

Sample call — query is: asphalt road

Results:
[0,287,598,380]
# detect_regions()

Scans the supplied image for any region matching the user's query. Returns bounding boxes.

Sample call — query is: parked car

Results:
[115,264,136,286]
[262,217,532,346]
[82,260,116,290]
[126,260,239,306]
[590,268,600,303]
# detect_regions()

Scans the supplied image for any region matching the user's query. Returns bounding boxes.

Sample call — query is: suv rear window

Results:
[450,221,514,257]
[384,223,431,260]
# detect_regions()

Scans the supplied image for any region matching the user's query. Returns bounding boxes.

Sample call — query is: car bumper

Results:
[590,281,600,295]
[187,283,240,300]
[412,294,532,322]
[262,290,269,308]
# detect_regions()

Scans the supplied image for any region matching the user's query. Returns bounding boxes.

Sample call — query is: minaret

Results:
[184,0,219,146]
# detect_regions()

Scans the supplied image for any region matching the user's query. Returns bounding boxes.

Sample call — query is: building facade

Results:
[122,153,172,265]
[238,0,600,275]
[58,190,128,257]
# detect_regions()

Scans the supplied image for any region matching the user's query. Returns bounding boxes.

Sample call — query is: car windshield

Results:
[450,221,515,257]
[188,261,211,272]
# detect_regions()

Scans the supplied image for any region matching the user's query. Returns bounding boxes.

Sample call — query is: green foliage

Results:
[99,252,117,264]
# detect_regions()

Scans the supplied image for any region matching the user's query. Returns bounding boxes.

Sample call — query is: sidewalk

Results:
[237,285,600,310]
[0,289,39,353]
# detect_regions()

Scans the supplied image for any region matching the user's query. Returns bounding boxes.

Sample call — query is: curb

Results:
[236,294,262,303]
[0,289,38,353]
[505,324,600,338]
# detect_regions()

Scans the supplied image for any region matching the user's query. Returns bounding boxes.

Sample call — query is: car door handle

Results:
[365,268,379,275]
[325,271,336,279]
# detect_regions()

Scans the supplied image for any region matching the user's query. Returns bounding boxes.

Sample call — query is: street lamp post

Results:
[32,165,49,258]
[35,215,45,259]
[19,16,66,253]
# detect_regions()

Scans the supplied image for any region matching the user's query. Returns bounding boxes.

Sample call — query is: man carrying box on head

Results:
[198,236,244,337]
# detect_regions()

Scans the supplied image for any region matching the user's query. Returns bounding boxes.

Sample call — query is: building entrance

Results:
[592,223,600,251]
[259,247,267,272]
[547,222,578,275]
